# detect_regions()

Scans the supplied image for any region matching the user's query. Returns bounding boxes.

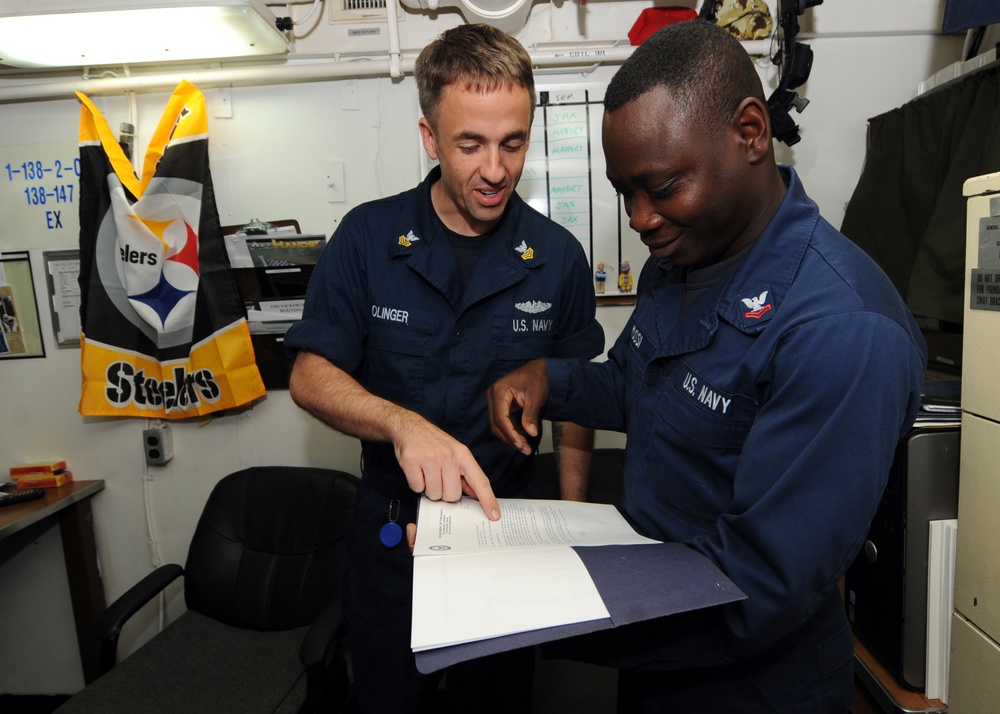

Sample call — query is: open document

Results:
[411,497,658,651]
[411,497,747,673]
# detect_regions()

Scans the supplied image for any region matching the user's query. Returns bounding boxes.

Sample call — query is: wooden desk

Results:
[853,634,946,714]
[0,480,106,684]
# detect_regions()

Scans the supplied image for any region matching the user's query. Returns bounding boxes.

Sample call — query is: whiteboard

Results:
[518,83,646,300]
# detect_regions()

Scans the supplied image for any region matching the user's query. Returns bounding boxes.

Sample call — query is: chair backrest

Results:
[183,466,359,631]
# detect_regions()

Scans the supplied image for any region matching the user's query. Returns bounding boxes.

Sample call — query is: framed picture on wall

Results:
[0,251,45,359]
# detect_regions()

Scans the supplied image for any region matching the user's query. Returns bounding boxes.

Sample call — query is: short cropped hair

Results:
[415,23,536,128]
[605,20,765,130]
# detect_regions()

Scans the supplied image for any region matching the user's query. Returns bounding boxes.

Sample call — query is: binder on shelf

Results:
[925,518,957,703]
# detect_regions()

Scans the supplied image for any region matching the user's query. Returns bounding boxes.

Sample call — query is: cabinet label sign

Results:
[978,216,1000,269]
[970,269,1000,311]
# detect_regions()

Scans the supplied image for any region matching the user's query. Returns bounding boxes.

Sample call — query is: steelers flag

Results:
[76,80,265,419]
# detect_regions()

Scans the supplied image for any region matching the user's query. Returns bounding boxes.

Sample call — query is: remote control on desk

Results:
[0,488,45,506]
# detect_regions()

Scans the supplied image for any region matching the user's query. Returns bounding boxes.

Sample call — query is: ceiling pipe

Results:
[0,39,769,104]
[385,0,403,79]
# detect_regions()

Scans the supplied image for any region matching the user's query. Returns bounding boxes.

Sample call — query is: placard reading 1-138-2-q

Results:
[1,142,81,251]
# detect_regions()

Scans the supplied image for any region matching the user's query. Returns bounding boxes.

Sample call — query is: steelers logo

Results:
[96,175,203,349]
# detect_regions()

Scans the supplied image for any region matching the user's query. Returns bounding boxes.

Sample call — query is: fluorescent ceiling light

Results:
[0,0,288,68]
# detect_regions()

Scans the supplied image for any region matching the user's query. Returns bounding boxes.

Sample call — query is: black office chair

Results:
[56,466,359,714]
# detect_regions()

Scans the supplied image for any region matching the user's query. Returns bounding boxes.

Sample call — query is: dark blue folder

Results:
[415,541,746,674]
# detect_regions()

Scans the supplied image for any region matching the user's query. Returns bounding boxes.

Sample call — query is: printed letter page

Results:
[411,497,659,650]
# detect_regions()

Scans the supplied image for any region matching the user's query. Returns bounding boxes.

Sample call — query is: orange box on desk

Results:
[15,470,73,489]
[10,460,68,479]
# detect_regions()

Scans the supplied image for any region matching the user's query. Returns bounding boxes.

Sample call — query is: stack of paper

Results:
[915,379,961,427]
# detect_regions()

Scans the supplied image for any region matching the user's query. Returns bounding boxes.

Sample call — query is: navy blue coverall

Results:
[541,168,926,713]
[285,166,604,712]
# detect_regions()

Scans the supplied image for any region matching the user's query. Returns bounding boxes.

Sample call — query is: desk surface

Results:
[854,634,946,714]
[0,480,105,540]
[0,479,107,684]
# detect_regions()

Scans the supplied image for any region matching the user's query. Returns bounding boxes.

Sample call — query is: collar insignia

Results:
[514,240,534,261]
[398,230,420,247]
[740,290,772,320]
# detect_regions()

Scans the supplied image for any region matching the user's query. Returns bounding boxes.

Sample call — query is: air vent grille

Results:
[331,0,387,22]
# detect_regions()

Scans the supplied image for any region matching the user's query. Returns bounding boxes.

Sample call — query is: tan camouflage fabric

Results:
[713,0,774,40]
